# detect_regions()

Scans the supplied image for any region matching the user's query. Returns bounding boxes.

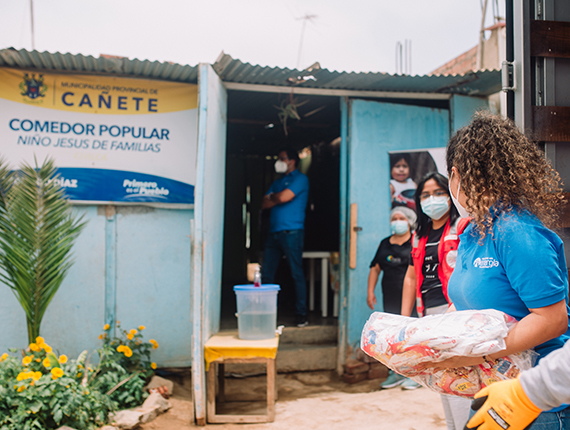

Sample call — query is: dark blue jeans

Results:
[262,229,307,317]
[468,402,570,430]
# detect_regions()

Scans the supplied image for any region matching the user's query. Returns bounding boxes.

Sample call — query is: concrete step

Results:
[279,324,337,345]
[276,343,337,373]
[224,343,338,375]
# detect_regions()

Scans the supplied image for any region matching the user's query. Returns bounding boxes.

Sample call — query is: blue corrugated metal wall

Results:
[450,95,490,133]
[346,99,450,352]
[0,205,193,367]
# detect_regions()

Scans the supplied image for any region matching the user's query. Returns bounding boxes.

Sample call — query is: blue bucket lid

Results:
[233,284,280,292]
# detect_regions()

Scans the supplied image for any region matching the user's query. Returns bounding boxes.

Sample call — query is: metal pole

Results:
[403,39,408,75]
[506,0,515,119]
[409,40,412,75]
[29,0,35,50]
[476,0,489,70]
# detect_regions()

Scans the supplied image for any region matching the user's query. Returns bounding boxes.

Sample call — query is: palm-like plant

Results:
[0,157,85,344]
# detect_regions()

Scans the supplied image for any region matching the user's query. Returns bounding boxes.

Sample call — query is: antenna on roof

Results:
[395,40,412,75]
[296,14,318,69]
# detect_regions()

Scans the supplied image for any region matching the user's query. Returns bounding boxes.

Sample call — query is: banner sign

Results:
[0,68,198,204]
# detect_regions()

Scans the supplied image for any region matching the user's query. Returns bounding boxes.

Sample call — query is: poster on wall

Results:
[0,68,198,204]
[389,148,447,212]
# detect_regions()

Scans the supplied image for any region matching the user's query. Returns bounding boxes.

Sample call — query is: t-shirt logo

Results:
[387,255,402,264]
[473,257,499,269]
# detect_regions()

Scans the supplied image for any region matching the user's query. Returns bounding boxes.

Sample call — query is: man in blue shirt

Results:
[261,148,310,327]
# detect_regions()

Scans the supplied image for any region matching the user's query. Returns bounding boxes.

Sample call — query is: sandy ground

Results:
[139,371,447,429]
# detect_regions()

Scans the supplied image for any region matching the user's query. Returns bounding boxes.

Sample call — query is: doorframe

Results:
[337,96,349,373]
[207,85,456,376]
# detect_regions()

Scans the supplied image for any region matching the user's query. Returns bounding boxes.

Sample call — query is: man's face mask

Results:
[274,160,288,173]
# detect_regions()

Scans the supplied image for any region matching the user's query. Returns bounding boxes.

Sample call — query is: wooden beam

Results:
[349,204,358,270]
[531,20,570,58]
[228,118,331,128]
[533,106,570,141]
[224,82,451,100]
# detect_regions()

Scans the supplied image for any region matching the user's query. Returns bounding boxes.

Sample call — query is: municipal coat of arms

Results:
[19,73,47,99]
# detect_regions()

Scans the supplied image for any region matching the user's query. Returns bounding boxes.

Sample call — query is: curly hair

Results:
[446,111,564,237]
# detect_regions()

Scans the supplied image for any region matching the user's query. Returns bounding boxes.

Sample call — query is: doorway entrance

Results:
[220,90,341,330]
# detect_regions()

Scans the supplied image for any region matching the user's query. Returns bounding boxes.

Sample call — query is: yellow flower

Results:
[35,358,41,362]
[138,325,146,331]
[98,334,104,340]
[117,345,125,353]
[129,329,138,335]
[151,362,157,369]
[29,343,40,352]
[22,356,32,366]
[149,339,159,349]
[42,357,51,368]
[122,346,133,358]
[32,371,42,381]
[17,385,25,392]
[0,353,8,361]
[17,371,34,381]
[51,368,64,380]
[76,372,83,378]
[43,345,52,353]
[59,355,68,364]
[104,323,110,330]
[35,336,45,347]
[127,333,134,340]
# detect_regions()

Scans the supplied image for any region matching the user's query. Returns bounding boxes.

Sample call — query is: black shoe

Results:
[295,315,308,327]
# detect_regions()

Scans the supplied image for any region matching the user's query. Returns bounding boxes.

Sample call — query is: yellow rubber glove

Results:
[465,378,542,430]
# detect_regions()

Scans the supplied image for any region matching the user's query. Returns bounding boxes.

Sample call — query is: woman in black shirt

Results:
[367,206,416,314]
[367,206,417,390]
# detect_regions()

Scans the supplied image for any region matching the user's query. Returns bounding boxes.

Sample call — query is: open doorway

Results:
[220,90,341,330]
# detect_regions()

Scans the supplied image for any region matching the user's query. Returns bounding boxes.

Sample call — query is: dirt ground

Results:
[140,371,447,430]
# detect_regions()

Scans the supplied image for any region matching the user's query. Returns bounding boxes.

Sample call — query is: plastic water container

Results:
[233,284,280,340]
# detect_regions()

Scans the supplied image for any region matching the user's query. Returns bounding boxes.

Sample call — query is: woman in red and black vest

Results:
[400,172,470,430]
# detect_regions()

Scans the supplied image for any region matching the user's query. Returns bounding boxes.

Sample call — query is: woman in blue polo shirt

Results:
[441,112,570,430]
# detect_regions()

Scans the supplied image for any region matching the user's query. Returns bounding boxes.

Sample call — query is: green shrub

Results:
[0,324,159,430]
[91,322,157,409]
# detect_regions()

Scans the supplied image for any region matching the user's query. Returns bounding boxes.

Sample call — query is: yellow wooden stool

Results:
[204,332,279,424]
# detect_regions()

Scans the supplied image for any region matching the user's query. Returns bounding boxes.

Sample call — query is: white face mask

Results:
[420,196,450,221]
[390,220,409,235]
[274,160,288,173]
[449,172,470,218]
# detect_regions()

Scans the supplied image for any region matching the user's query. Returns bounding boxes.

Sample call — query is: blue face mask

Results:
[390,220,409,235]
[420,196,450,221]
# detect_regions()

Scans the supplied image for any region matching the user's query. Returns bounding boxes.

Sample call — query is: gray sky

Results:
[0,0,504,75]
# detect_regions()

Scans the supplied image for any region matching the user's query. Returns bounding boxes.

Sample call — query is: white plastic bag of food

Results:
[361,310,537,398]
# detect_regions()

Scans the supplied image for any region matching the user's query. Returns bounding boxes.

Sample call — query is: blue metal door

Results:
[191,63,227,425]
[343,99,450,353]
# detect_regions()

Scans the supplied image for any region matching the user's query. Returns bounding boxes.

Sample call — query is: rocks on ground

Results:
[109,392,171,429]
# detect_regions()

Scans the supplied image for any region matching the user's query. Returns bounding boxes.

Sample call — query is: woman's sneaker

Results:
[400,378,422,390]
[380,371,406,389]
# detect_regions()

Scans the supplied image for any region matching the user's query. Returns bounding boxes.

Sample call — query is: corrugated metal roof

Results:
[213,53,501,96]
[0,48,199,83]
[0,48,501,96]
